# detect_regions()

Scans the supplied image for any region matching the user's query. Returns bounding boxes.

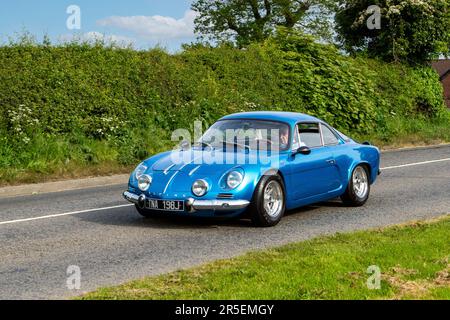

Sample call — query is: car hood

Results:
[138,149,286,196]
[150,149,279,174]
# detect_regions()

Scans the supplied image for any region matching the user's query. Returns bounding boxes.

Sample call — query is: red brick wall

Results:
[442,75,450,108]
[432,60,450,78]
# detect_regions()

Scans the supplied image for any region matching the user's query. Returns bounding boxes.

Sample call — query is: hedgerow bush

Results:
[0,31,447,183]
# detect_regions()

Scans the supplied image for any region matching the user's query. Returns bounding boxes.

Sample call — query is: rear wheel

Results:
[341,165,370,206]
[249,175,286,227]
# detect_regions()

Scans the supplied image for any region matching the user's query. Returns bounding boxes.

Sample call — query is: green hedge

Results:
[0,31,447,180]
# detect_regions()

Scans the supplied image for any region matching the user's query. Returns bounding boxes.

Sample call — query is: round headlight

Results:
[192,179,209,197]
[138,174,152,191]
[135,163,148,180]
[227,171,244,189]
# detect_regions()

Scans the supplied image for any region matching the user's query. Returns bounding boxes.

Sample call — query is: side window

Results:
[321,124,340,146]
[298,123,322,148]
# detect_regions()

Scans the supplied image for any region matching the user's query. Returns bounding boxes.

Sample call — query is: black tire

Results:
[341,165,371,207]
[248,174,286,227]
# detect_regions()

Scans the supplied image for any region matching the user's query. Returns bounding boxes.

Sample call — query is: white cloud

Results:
[97,10,198,40]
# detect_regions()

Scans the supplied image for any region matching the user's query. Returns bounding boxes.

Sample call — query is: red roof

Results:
[432,59,450,79]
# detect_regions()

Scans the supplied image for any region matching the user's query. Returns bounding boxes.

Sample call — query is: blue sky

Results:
[0,0,196,51]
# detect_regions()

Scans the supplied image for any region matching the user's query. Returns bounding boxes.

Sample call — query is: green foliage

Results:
[261,29,447,134]
[335,0,450,64]
[265,29,379,133]
[0,32,448,183]
[192,0,337,47]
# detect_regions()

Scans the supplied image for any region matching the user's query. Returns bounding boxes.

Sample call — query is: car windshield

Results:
[198,119,291,151]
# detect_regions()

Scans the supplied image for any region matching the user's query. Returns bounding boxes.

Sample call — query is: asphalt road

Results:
[0,145,449,299]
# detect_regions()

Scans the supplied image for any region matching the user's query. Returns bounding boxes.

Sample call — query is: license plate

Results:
[145,199,185,212]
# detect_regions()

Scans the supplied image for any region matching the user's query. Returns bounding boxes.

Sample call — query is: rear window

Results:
[321,125,340,146]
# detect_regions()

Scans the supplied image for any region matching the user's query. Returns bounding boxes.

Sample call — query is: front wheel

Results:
[341,165,370,207]
[249,175,286,227]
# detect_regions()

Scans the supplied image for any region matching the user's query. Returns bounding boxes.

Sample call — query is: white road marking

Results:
[0,204,133,226]
[381,158,450,171]
[1,157,450,226]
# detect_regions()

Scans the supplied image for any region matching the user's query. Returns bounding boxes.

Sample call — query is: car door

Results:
[319,123,344,191]
[288,122,341,200]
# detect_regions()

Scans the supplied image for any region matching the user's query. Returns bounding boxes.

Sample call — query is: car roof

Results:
[219,111,322,127]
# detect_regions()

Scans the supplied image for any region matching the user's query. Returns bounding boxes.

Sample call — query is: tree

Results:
[335,0,450,64]
[191,0,337,47]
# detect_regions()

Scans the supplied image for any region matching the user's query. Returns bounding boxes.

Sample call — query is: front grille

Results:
[217,193,234,199]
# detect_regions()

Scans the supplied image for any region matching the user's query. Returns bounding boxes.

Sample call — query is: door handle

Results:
[326,159,336,165]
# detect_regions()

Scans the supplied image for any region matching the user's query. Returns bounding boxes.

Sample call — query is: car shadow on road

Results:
[76,208,254,229]
[284,199,346,217]
[76,199,346,230]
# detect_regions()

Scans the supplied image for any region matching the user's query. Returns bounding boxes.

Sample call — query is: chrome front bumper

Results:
[123,191,250,212]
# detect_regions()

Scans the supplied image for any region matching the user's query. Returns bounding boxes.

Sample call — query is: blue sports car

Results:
[124,112,381,227]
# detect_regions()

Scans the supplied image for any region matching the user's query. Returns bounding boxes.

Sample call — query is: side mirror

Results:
[180,140,190,150]
[293,146,311,156]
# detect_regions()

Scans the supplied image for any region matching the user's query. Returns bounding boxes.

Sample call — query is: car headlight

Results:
[135,163,148,180]
[138,174,152,191]
[226,171,244,189]
[192,179,209,197]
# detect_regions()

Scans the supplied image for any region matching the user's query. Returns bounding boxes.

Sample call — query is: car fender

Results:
[345,149,380,186]
[129,151,173,185]
[232,166,286,202]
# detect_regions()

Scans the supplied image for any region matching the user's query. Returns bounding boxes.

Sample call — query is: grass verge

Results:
[82,215,450,300]
[357,115,450,150]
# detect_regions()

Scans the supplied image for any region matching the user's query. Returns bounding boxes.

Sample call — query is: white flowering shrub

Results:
[336,0,450,64]
[7,105,39,145]
[85,115,127,140]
